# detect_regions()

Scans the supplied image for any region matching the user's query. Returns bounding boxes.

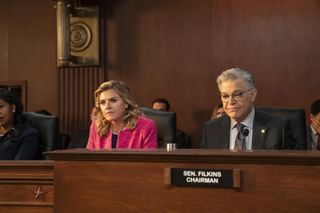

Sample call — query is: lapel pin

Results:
[260,129,266,134]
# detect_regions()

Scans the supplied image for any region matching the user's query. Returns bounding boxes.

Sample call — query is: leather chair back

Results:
[257,107,307,149]
[23,112,59,158]
[140,107,176,148]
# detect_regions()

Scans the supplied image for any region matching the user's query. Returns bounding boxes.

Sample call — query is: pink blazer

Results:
[87,116,158,149]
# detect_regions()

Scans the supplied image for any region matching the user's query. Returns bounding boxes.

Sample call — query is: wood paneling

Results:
[105,0,320,147]
[58,0,106,137]
[0,161,54,213]
[0,0,58,115]
[1,1,320,147]
[0,0,9,79]
[48,149,320,212]
[58,67,105,135]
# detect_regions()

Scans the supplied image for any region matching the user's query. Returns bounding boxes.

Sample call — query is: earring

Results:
[13,109,15,113]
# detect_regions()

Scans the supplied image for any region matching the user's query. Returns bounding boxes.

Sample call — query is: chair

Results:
[257,107,307,149]
[140,107,176,148]
[23,112,59,159]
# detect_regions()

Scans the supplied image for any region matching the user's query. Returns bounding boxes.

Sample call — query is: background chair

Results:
[140,107,176,148]
[24,112,59,159]
[257,107,307,149]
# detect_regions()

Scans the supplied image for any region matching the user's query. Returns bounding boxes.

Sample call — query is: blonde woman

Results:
[87,80,157,149]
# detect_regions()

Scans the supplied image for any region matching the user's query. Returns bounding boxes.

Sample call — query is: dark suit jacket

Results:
[176,129,191,148]
[68,129,89,149]
[0,127,41,160]
[200,109,296,149]
[306,126,314,150]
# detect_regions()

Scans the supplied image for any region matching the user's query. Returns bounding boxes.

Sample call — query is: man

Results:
[201,68,295,150]
[307,99,320,150]
[152,98,190,148]
[152,98,170,111]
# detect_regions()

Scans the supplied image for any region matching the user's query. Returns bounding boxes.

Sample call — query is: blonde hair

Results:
[94,80,142,137]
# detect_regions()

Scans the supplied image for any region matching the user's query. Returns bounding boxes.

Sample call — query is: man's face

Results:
[310,113,320,133]
[91,107,99,122]
[216,108,225,118]
[219,79,257,122]
[152,102,167,111]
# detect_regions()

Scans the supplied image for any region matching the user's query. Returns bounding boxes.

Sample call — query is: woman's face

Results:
[0,99,15,129]
[98,89,127,124]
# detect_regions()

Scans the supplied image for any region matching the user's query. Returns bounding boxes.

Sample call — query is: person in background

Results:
[152,98,191,148]
[0,89,40,160]
[201,67,296,150]
[152,98,170,111]
[67,107,99,148]
[87,80,157,149]
[34,109,51,116]
[307,99,320,150]
[211,102,225,119]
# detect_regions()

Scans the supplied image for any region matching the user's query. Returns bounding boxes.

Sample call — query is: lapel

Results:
[216,116,230,149]
[306,126,314,150]
[252,111,268,149]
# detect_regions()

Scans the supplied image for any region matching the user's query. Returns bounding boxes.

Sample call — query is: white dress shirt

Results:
[310,126,319,150]
[229,108,255,150]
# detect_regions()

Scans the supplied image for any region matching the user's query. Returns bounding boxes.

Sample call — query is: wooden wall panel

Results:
[48,150,320,212]
[58,0,106,137]
[9,0,58,114]
[1,0,320,147]
[105,0,320,147]
[0,0,58,115]
[58,67,105,136]
[0,0,9,79]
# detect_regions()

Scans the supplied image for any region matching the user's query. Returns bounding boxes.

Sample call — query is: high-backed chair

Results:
[23,112,59,159]
[140,107,176,148]
[257,107,307,149]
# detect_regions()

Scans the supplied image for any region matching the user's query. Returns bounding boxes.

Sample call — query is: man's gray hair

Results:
[216,68,255,89]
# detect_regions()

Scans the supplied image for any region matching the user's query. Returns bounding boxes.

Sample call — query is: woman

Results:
[0,89,41,160]
[87,80,158,149]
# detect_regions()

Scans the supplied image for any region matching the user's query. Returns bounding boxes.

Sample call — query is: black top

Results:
[112,133,118,148]
[0,127,41,160]
[68,129,89,149]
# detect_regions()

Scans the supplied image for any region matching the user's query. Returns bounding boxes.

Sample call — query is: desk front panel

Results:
[0,161,54,213]
[53,159,320,212]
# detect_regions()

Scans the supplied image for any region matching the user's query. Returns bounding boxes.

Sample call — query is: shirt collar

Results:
[310,125,318,136]
[231,107,255,129]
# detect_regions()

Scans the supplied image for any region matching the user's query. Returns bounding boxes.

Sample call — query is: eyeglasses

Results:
[220,88,253,102]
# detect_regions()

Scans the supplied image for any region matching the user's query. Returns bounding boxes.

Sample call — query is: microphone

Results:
[242,128,249,137]
[241,128,249,149]
[237,127,249,139]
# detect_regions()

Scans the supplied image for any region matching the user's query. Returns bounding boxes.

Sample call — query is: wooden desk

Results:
[47,149,320,212]
[0,161,54,213]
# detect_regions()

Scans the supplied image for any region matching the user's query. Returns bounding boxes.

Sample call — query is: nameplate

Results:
[164,168,241,188]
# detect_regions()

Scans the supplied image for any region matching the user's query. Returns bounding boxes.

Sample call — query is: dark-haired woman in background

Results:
[0,89,40,160]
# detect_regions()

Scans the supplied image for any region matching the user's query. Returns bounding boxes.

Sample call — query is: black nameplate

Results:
[166,168,240,188]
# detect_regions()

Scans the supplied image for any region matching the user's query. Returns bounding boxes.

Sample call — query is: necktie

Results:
[234,123,245,150]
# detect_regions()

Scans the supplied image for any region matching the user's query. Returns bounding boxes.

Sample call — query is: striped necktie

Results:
[234,123,245,150]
